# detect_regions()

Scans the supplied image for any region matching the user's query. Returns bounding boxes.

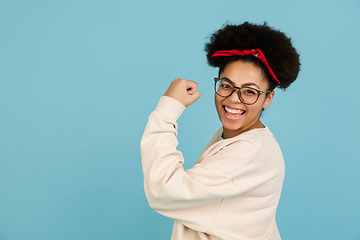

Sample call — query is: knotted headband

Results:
[211,49,280,85]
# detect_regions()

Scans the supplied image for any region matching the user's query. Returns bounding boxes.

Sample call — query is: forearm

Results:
[140,97,237,211]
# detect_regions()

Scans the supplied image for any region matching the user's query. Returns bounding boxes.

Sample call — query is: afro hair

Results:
[205,22,300,90]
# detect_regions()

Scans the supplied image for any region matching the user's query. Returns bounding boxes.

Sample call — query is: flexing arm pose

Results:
[141,22,300,240]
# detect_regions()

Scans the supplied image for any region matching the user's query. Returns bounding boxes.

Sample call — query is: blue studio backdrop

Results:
[1,0,359,239]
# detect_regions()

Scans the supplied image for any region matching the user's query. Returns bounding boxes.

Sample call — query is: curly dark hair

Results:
[205,22,300,90]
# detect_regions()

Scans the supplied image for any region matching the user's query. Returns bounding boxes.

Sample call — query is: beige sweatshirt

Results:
[141,96,284,240]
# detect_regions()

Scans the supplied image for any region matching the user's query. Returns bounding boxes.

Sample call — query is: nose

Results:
[227,89,241,103]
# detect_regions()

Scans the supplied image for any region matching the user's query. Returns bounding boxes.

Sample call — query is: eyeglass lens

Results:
[215,79,259,104]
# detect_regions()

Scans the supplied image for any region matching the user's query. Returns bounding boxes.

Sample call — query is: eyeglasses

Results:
[214,78,271,105]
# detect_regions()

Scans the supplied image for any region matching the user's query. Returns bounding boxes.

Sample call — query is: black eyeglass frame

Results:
[214,78,272,105]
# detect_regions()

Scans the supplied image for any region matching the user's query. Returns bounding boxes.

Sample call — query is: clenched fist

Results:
[164,78,201,107]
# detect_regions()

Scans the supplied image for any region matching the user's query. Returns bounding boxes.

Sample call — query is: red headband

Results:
[211,49,280,85]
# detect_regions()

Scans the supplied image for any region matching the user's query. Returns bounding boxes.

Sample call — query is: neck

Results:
[222,120,264,139]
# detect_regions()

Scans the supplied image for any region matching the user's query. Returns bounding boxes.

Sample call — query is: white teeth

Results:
[225,106,244,114]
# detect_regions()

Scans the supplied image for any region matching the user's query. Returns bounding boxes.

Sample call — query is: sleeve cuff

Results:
[155,96,186,122]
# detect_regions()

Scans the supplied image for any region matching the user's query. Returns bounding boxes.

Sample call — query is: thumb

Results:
[190,90,201,102]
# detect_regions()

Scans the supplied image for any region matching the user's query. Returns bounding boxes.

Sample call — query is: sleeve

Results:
[140,96,240,212]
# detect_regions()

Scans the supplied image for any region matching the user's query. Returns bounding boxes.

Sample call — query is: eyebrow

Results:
[241,82,260,89]
[221,78,260,89]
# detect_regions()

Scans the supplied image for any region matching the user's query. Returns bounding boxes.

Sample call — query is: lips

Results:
[224,106,245,120]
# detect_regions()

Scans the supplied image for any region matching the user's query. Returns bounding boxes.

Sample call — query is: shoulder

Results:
[203,127,281,173]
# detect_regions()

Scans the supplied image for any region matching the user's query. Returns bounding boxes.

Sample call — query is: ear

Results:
[262,91,275,109]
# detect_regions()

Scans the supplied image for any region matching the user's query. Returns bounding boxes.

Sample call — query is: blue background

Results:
[1,0,359,239]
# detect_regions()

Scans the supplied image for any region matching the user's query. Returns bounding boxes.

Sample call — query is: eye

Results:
[242,88,257,95]
[220,80,232,89]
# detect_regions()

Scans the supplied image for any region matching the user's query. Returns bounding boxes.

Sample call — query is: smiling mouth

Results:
[224,106,245,119]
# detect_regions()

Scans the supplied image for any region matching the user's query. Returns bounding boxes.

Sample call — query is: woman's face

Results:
[215,60,274,139]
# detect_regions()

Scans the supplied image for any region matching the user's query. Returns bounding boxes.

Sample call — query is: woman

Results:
[141,22,300,240]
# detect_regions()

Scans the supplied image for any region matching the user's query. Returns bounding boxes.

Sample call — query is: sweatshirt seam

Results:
[208,132,265,197]
[201,162,240,196]
[230,132,265,175]
[206,199,224,233]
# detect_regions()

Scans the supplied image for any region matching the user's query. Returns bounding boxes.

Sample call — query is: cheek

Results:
[214,94,223,107]
[214,95,224,113]
[252,102,266,115]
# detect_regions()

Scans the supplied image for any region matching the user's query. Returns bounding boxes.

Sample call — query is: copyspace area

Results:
[0,0,359,239]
